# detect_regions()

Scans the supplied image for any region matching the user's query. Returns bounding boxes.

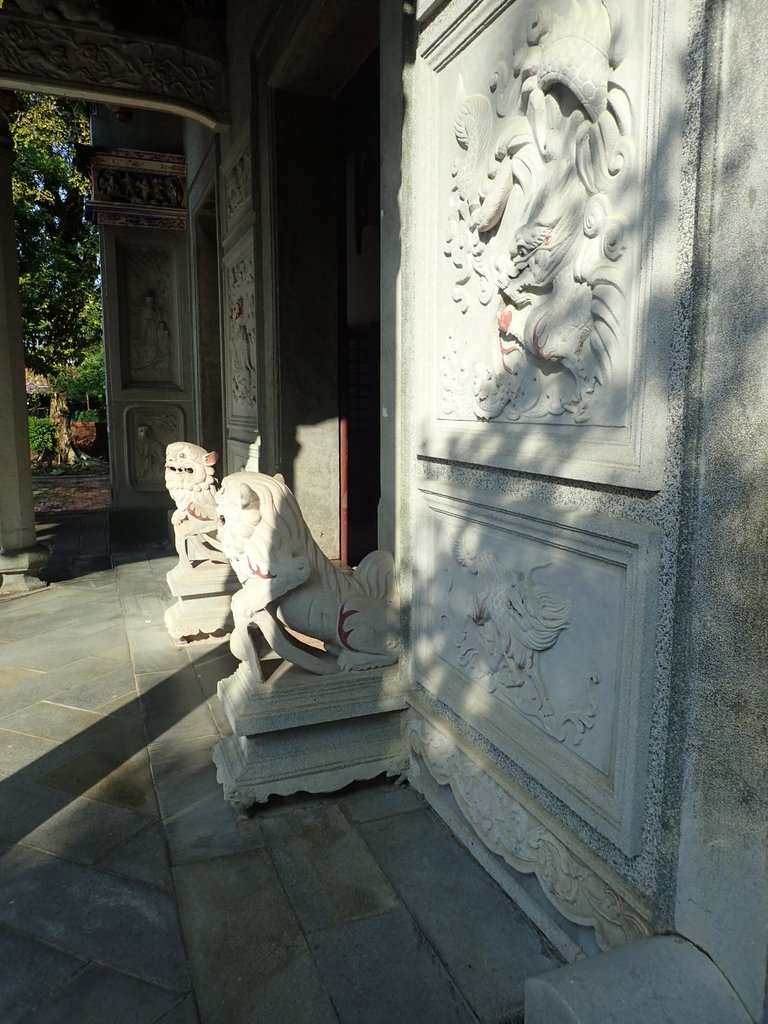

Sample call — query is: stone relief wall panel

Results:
[222,231,259,430]
[119,245,180,388]
[414,0,678,487]
[126,404,184,491]
[414,484,660,853]
[220,128,253,243]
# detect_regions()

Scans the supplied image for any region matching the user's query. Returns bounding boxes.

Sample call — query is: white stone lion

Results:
[164,442,226,567]
[216,470,400,674]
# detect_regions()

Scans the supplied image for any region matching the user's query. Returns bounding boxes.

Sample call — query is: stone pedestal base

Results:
[0,544,49,596]
[164,561,237,645]
[213,661,409,811]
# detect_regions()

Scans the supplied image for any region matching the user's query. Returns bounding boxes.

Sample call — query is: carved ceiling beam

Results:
[0,13,228,129]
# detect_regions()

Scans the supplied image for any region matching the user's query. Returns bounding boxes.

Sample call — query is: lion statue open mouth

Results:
[216,471,400,675]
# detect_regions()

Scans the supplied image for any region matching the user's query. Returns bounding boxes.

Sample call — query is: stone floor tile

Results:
[174,849,339,1024]
[138,669,218,745]
[339,779,425,824]
[28,961,183,1024]
[0,701,125,745]
[0,665,43,693]
[154,995,200,1024]
[128,630,192,677]
[261,803,400,933]
[0,774,155,865]
[0,728,57,774]
[0,925,86,1024]
[149,736,264,863]
[35,746,158,815]
[98,820,173,892]
[0,662,131,722]
[0,622,119,672]
[359,807,561,1022]
[308,908,477,1024]
[0,845,190,991]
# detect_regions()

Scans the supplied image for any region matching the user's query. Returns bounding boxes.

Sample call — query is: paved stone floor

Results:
[0,512,560,1024]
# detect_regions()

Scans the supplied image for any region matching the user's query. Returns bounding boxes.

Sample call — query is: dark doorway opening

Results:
[338,49,381,567]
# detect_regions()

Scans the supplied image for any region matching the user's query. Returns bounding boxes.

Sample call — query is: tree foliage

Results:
[11,92,101,373]
[10,92,103,462]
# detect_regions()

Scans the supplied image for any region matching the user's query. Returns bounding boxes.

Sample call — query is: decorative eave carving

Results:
[0,13,228,128]
[406,711,652,952]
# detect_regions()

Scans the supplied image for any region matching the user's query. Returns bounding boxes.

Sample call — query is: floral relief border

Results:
[406,710,652,952]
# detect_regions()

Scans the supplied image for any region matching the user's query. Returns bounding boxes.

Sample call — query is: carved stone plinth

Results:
[213,660,409,811]
[164,562,237,645]
[0,545,49,595]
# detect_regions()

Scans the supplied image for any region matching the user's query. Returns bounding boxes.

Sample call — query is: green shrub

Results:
[71,409,103,423]
[28,416,56,455]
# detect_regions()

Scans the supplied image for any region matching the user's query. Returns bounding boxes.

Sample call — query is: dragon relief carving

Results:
[442,530,598,745]
[442,0,632,423]
[407,714,651,951]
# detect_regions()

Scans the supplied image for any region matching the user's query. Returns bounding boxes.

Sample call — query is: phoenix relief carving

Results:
[442,0,633,423]
[442,529,599,745]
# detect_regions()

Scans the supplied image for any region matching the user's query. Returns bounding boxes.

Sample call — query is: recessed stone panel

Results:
[125,404,184,492]
[414,484,660,853]
[222,231,258,431]
[413,0,686,487]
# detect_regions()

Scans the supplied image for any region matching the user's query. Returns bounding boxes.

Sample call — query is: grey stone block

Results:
[360,806,559,1022]
[0,845,189,990]
[28,962,184,1024]
[0,927,85,1024]
[338,780,425,823]
[261,803,400,932]
[308,908,476,1024]
[525,935,753,1024]
[174,848,339,1024]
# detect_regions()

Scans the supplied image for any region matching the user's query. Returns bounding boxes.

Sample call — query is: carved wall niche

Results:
[414,0,682,487]
[222,231,258,429]
[126,404,184,491]
[414,484,660,853]
[120,246,180,387]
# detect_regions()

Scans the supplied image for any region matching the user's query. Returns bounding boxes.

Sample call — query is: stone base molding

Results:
[213,662,409,812]
[164,562,236,646]
[0,545,49,595]
[406,706,652,954]
[525,935,751,1024]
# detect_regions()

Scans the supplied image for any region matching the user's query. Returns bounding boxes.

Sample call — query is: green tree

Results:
[10,92,102,464]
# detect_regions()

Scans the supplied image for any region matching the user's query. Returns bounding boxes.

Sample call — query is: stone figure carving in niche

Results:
[216,471,400,676]
[442,530,598,744]
[126,249,174,383]
[132,290,172,379]
[164,442,228,568]
[442,0,632,423]
[133,413,177,485]
[226,257,258,412]
[224,147,251,224]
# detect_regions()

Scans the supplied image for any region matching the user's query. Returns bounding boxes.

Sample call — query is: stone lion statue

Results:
[164,442,227,568]
[216,470,400,675]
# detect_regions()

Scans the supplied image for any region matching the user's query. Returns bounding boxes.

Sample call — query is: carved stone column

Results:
[0,91,48,593]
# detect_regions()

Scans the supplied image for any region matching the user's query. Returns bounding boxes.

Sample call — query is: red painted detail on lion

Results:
[186,503,213,522]
[337,606,360,652]
[246,555,276,580]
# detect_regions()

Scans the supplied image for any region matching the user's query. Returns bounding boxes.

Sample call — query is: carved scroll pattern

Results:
[126,249,174,385]
[0,14,227,123]
[442,0,633,424]
[224,248,258,422]
[442,528,599,745]
[407,714,651,951]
